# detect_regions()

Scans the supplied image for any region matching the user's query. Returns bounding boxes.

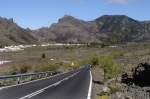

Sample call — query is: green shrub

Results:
[99,95,109,99]
[90,56,99,66]
[8,65,30,75]
[19,65,30,73]
[108,83,121,94]
[41,53,46,59]
[101,43,107,48]
[9,66,18,75]
[99,56,121,80]
[0,45,4,48]
[33,64,59,72]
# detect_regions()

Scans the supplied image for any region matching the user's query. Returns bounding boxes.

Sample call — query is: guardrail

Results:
[0,71,61,85]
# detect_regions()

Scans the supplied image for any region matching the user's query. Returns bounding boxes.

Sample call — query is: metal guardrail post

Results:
[38,74,41,78]
[45,73,48,77]
[17,77,20,84]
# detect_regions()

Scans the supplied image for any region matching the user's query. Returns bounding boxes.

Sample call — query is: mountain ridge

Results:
[0,17,38,47]
[1,15,150,46]
[35,15,150,44]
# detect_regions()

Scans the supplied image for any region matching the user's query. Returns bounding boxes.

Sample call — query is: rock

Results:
[102,86,110,93]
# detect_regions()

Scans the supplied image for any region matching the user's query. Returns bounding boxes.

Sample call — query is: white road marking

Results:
[19,71,79,99]
[87,70,93,99]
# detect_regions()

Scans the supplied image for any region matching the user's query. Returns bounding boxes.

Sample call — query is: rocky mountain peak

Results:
[58,15,80,23]
[96,15,138,23]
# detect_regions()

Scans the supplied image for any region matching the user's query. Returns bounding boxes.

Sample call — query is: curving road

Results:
[0,65,92,99]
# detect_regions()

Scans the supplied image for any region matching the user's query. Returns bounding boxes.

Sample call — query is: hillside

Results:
[34,15,99,43]
[35,15,150,44]
[1,15,150,46]
[0,17,37,47]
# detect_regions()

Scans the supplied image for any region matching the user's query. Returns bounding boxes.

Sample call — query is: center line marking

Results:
[19,71,79,99]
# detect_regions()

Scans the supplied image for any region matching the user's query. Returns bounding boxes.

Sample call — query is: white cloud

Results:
[107,0,130,4]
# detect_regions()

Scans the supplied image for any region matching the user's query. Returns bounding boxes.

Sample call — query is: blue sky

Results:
[0,0,149,29]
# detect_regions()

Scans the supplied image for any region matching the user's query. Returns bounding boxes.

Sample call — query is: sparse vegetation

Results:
[0,43,150,99]
[41,53,46,59]
[90,56,100,66]
[99,56,121,80]
[0,45,4,48]
[110,51,127,58]
[3,65,31,75]
[99,95,109,99]
[33,64,60,72]
[108,83,121,94]
[19,65,31,73]
[87,55,121,81]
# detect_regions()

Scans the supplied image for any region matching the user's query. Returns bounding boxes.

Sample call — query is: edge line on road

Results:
[87,69,93,99]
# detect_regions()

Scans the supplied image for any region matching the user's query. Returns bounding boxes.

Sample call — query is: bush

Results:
[8,65,30,75]
[33,64,59,72]
[19,65,30,73]
[9,66,18,75]
[41,53,46,59]
[0,45,4,48]
[101,43,107,48]
[99,95,109,99]
[99,56,121,80]
[90,56,99,66]
[108,83,121,94]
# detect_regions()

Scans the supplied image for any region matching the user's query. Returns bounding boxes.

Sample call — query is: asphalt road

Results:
[0,65,92,99]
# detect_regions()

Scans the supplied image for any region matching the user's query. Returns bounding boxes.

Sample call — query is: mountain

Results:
[34,15,99,43]
[35,15,150,44]
[0,17,37,46]
[1,15,150,46]
[95,15,148,43]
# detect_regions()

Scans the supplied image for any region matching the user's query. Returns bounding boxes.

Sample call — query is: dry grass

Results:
[0,43,150,76]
